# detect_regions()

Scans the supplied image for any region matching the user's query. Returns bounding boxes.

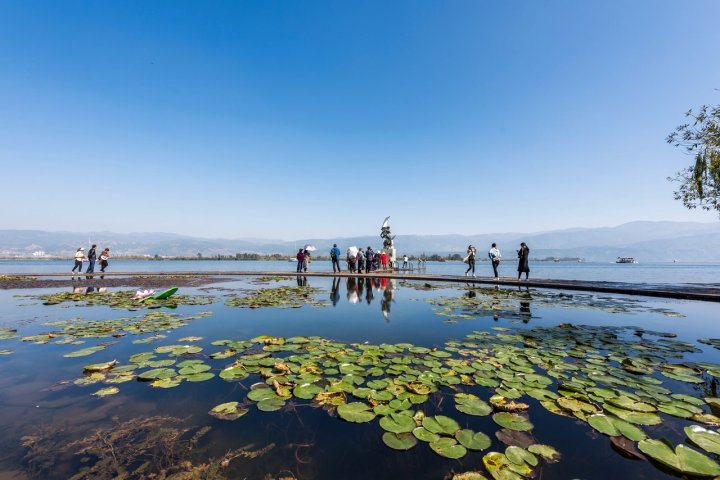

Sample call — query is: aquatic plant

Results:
[225,286,330,309]
[24,290,214,311]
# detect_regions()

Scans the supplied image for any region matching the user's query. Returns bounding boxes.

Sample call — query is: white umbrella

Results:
[347,246,359,257]
[303,245,317,252]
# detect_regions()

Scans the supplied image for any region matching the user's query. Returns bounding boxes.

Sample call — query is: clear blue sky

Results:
[1,1,719,239]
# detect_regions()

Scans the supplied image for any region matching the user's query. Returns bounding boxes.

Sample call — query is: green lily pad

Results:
[455,429,491,451]
[423,415,461,435]
[685,425,720,456]
[482,451,525,479]
[413,427,441,443]
[93,386,119,397]
[382,432,418,450]
[209,402,249,421]
[337,402,376,423]
[603,404,662,425]
[178,363,211,375]
[527,444,561,463]
[505,446,538,467]
[430,437,467,459]
[137,368,176,381]
[257,397,285,412]
[247,388,278,402]
[638,439,720,477]
[149,377,182,388]
[455,393,492,416]
[294,382,324,399]
[183,372,215,382]
[492,413,534,432]
[379,413,416,434]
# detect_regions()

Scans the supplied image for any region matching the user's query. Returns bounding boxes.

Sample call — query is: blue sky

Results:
[1,1,719,239]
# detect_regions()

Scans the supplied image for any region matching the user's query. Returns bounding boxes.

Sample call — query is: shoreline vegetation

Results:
[1,254,583,262]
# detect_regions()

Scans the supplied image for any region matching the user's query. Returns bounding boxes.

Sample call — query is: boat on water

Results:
[616,257,638,264]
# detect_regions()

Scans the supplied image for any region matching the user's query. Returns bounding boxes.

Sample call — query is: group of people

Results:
[296,248,311,273]
[464,242,530,280]
[71,244,110,275]
[330,244,391,274]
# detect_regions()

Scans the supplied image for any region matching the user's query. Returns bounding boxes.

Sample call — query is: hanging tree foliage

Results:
[667,104,720,214]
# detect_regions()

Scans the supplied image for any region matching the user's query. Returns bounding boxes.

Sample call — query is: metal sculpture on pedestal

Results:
[380,216,397,268]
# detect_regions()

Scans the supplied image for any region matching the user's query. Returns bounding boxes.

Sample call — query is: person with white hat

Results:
[71,247,85,274]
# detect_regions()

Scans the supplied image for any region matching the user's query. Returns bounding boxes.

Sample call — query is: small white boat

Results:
[616,257,638,264]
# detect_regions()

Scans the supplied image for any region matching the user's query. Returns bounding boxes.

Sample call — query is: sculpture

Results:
[380,216,397,267]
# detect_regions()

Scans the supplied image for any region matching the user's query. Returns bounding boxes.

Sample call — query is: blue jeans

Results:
[86,260,96,273]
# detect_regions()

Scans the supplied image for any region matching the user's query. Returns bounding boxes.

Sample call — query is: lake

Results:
[0,275,719,479]
[2,259,720,285]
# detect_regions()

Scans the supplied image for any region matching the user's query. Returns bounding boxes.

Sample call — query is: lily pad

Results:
[430,437,467,459]
[492,412,534,432]
[208,402,249,421]
[455,429,491,451]
[337,402,376,423]
[685,425,720,456]
[382,432,418,450]
[413,427,440,443]
[93,386,119,397]
[638,439,720,477]
[380,413,416,434]
[423,415,461,435]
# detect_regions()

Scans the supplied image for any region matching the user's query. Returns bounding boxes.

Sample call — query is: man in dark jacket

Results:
[86,244,97,274]
[365,247,374,273]
[330,244,341,273]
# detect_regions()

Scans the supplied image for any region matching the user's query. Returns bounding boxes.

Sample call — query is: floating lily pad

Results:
[257,397,286,412]
[93,386,119,397]
[382,432,418,450]
[423,415,461,435]
[380,413,416,434]
[337,402,376,423]
[413,427,440,443]
[455,393,492,416]
[455,429,491,451]
[430,437,467,459]
[527,444,561,462]
[638,439,720,476]
[208,402,249,421]
[685,425,720,456]
[492,413,533,432]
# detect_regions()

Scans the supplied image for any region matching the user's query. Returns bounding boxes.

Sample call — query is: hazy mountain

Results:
[1,221,720,262]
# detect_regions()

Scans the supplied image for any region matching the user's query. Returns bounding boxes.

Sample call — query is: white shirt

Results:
[489,247,501,259]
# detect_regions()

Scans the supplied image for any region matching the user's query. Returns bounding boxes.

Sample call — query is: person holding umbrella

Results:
[347,246,358,273]
[302,245,316,272]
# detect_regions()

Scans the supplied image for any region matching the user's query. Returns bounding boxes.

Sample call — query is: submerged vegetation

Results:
[22,290,215,310]
[421,286,683,321]
[225,286,329,309]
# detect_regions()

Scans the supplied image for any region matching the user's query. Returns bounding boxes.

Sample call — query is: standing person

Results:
[86,244,97,274]
[330,244,342,273]
[402,255,408,268]
[71,247,84,274]
[296,249,304,273]
[517,242,530,280]
[488,243,501,280]
[302,249,311,272]
[346,248,356,273]
[365,247,374,273]
[380,250,388,270]
[465,245,477,277]
[357,248,365,274]
[99,248,110,273]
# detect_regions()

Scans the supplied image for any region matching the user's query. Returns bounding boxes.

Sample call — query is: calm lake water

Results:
[2,259,720,285]
[0,276,719,479]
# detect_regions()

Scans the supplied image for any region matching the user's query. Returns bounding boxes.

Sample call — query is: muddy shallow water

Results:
[0,276,719,479]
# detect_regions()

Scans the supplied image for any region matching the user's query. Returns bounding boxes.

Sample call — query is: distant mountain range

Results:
[1,221,720,262]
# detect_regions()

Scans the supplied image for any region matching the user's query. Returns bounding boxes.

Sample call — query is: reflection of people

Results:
[488,243,501,280]
[520,300,531,323]
[330,244,342,273]
[330,277,341,306]
[296,275,308,287]
[296,249,305,273]
[346,277,358,303]
[99,248,110,273]
[72,247,84,274]
[465,245,477,277]
[380,279,395,322]
[365,278,374,304]
[517,242,530,280]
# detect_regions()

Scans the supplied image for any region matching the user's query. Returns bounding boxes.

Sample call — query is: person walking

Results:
[86,244,97,274]
[99,248,110,273]
[402,255,408,268]
[296,249,305,273]
[465,245,477,277]
[488,243,501,280]
[517,242,530,280]
[330,244,342,273]
[71,247,84,274]
[365,247,374,273]
[356,248,365,274]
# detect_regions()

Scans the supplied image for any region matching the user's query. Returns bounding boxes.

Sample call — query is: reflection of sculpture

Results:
[380,216,397,267]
